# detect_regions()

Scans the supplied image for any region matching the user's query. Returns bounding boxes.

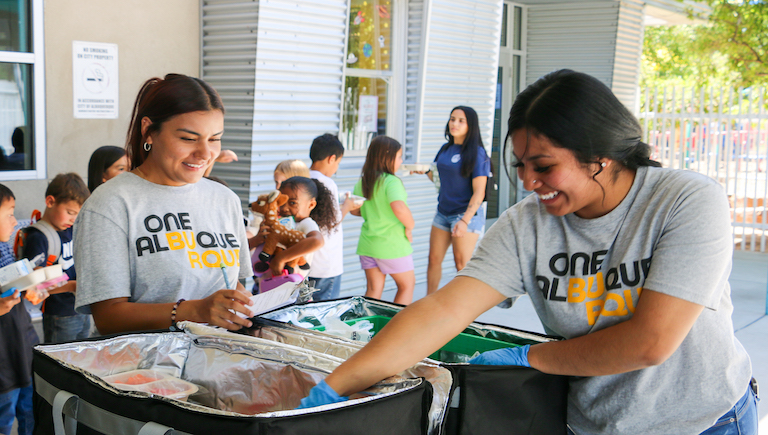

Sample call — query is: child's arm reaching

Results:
[391,201,414,243]
[340,195,362,218]
[270,231,324,276]
[48,280,76,295]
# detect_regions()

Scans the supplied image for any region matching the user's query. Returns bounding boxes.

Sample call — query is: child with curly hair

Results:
[262,176,337,278]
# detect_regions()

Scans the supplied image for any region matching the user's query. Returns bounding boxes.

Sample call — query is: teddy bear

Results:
[250,190,308,275]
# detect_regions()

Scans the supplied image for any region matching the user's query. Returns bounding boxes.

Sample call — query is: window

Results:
[340,0,393,151]
[0,0,44,179]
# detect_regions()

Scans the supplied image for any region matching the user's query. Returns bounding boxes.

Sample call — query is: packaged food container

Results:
[339,192,366,207]
[1,268,46,293]
[102,369,174,386]
[0,259,34,287]
[400,163,431,173]
[41,264,63,280]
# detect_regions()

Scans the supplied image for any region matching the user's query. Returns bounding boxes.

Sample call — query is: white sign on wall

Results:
[358,95,379,133]
[73,41,118,119]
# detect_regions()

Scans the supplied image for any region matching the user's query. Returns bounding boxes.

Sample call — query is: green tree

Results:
[641,1,768,89]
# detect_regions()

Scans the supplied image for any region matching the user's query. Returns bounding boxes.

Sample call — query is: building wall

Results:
[524,0,644,113]
[6,0,200,219]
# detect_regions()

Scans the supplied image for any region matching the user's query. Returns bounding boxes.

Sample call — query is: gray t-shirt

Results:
[74,173,252,313]
[459,166,752,434]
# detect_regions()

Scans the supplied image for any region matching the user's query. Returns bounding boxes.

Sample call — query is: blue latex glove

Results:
[468,344,531,367]
[297,380,349,409]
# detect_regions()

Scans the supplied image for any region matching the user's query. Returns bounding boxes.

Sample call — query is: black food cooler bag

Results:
[263,296,569,435]
[32,327,433,435]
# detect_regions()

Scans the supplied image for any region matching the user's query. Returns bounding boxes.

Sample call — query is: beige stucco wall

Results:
[6,0,200,218]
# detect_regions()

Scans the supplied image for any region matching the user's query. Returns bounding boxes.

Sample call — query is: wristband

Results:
[459,219,470,226]
[171,298,186,325]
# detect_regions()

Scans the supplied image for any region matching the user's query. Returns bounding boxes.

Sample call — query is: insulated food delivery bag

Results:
[264,296,569,435]
[32,325,433,435]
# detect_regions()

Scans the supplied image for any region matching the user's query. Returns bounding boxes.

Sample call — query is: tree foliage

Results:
[641,1,768,89]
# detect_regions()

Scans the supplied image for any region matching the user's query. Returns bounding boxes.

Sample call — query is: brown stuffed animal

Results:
[250,190,308,274]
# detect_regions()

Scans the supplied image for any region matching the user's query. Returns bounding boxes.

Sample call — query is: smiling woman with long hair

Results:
[73,74,254,334]
[424,105,490,295]
[296,70,756,435]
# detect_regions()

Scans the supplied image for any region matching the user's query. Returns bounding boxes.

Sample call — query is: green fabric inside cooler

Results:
[311,315,519,362]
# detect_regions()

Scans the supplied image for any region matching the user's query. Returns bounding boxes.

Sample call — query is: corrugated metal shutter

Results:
[248,0,348,201]
[612,0,644,114]
[417,0,504,160]
[201,0,260,206]
[526,1,620,87]
[205,0,347,206]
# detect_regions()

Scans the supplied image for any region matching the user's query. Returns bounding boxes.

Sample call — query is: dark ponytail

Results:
[126,74,224,170]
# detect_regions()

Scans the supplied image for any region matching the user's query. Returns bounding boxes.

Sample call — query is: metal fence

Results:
[639,86,768,252]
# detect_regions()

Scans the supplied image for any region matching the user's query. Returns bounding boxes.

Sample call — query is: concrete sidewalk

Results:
[381,249,768,432]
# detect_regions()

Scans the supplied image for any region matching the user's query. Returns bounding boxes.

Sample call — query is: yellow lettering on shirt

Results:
[183,231,196,249]
[586,299,604,325]
[624,288,642,314]
[587,271,605,299]
[568,277,587,303]
[166,232,184,250]
[601,293,628,317]
[221,249,236,267]
[188,251,203,269]
[202,250,222,268]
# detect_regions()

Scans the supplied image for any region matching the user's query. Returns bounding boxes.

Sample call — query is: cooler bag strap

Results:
[52,390,78,435]
[36,374,192,435]
[137,422,176,435]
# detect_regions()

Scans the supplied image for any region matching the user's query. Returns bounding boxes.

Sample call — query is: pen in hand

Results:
[219,263,232,289]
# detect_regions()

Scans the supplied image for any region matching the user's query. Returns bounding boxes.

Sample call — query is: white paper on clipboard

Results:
[237,282,300,318]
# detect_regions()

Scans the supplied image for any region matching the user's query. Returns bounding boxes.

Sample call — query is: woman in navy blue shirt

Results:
[424,106,490,294]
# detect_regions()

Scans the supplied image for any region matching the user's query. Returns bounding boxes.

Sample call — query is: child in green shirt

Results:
[352,136,415,305]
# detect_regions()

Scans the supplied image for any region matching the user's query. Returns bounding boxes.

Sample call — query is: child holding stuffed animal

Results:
[352,136,415,305]
[266,176,337,278]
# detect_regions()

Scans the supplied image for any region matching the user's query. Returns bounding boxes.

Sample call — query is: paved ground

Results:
[381,249,768,432]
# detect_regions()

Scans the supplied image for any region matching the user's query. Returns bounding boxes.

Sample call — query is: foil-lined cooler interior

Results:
[35,323,445,427]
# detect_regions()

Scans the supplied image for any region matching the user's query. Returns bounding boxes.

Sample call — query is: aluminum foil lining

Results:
[35,327,428,419]
[264,295,557,345]
[184,321,453,435]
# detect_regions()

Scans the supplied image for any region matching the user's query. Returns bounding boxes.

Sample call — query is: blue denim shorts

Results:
[432,205,486,235]
[700,383,759,435]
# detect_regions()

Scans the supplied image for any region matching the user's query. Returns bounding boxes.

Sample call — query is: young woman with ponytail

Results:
[297,70,757,435]
[73,74,254,334]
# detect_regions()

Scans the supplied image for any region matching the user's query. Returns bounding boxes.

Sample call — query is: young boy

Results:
[0,183,37,435]
[308,134,361,300]
[22,173,90,344]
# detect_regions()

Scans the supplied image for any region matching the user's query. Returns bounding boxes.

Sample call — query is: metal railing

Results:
[639,86,768,252]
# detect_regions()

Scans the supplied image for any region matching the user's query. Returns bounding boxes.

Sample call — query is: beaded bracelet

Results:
[171,298,186,325]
